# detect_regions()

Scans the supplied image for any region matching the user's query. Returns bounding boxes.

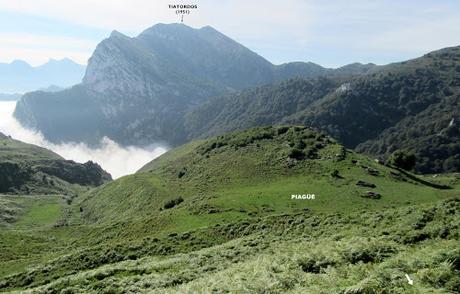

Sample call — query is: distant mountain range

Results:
[0,58,85,93]
[13,23,460,173]
[0,93,21,101]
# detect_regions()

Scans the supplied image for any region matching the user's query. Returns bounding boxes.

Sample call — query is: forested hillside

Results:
[186,46,460,173]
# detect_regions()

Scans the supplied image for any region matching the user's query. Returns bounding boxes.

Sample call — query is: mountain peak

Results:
[84,22,274,94]
[138,22,194,37]
[44,58,80,66]
[10,59,31,68]
[199,25,216,31]
[110,30,129,39]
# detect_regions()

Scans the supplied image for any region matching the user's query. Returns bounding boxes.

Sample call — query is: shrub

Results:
[341,239,397,264]
[295,140,306,149]
[277,126,289,135]
[387,150,416,170]
[330,170,340,178]
[298,256,336,273]
[163,197,184,209]
[251,131,274,141]
[288,148,305,160]
[420,262,459,291]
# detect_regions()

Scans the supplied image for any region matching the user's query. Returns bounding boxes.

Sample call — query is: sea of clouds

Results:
[0,101,167,179]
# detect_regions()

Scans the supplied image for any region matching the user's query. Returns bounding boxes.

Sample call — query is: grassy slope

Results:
[0,126,459,292]
[0,195,68,277]
[4,196,460,293]
[82,126,454,230]
[0,135,63,162]
[0,134,110,195]
[0,134,110,283]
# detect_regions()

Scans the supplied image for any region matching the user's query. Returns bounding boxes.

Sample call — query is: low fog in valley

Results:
[0,101,167,178]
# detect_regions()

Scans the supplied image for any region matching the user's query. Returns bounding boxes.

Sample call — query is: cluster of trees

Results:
[387,150,416,170]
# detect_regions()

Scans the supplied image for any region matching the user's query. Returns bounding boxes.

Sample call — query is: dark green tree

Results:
[387,150,416,170]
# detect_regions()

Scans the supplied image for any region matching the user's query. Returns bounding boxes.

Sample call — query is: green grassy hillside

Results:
[0,127,458,293]
[82,126,453,228]
[0,132,62,162]
[0,133,111,195]
[2,193,459,293]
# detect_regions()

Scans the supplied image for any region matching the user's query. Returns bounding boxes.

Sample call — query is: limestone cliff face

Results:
[83,30,163,97]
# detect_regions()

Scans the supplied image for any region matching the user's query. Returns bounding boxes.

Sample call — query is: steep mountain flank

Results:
[184,77,347,140]
[357,94,460,173]
[186,46,460,172]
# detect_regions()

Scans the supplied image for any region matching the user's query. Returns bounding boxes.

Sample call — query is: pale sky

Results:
[0,0,460,67]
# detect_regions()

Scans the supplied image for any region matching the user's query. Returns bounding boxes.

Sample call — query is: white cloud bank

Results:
[0,101,167,179]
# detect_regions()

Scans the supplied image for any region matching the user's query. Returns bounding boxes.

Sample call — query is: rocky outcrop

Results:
[36,160,112,187]
[361,191,382,199]
[356,180,376,188]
